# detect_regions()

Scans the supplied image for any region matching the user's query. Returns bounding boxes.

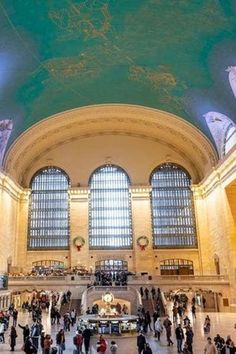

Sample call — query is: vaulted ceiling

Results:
[1,0,236,148]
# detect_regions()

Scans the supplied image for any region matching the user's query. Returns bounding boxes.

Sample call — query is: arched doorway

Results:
[160,259,194,275]
[95,260,128,286]
[95,259,128,273]
[32,260,65,274]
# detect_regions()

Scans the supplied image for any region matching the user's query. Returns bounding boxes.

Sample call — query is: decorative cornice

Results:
[130,186,151,200]
[0,171,28,201]
[3,105,218,185]
[192,147,236,198]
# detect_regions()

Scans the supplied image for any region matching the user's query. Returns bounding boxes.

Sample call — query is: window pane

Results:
[151,163,197,248]
[89,165,132,249]
[224,124,236,155]
[28,167,70,249]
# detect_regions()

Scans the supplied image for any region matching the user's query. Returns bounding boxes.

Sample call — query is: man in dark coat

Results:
[163,316,174,346]
[18,324,30,343]
[137,331,146,354]
[175,323,184,353]
[82,326,92,354]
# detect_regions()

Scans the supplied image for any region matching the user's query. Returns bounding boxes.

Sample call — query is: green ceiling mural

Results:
[0,0,236,149]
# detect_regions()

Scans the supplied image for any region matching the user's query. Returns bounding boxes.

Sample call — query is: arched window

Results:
[203,111,236,157]
[224,123,236,155]
[95,260,128,272]
[89,165,132,249]
[150,163,197,248]
[28,167,70,249]
[160,259,194,275]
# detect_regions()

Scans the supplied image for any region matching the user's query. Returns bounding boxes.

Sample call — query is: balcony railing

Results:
[8,274,230,285]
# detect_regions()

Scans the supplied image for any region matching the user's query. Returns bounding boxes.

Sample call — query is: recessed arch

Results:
[3,105,218,186]
[89,163,131,186]
[28,166,70,250]
[89,164,132,250]
[150,163,197,248]
[160,259,194,275]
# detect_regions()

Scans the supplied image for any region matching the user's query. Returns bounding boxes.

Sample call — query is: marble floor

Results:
[0,308,235,353]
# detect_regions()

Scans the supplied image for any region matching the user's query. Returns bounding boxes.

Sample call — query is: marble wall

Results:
[1,149,236,301]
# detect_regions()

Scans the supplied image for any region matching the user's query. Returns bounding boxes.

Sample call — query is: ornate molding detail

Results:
[3,105,218,184]
[0,171,28,202]
[192,147,236,198]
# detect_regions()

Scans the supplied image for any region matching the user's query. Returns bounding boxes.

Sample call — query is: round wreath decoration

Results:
[137,236,149,251]
[73,236,85,252]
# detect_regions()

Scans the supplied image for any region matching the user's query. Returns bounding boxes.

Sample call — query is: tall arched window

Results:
[89,165,132,249]
[28,167,70,249]
[150,163,197,248]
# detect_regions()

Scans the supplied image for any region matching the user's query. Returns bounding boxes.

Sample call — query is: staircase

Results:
[142,296,166,317]
[70,299,81,316]
[60,300,71,316]
[142,299,154,314]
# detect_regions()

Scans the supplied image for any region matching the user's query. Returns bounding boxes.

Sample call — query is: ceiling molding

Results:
[4,104,218,185]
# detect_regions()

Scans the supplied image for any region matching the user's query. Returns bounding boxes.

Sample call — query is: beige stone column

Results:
[0,174,24,272]
[131,187,154,274]
[16,190,30,270]
[69,188,89,269]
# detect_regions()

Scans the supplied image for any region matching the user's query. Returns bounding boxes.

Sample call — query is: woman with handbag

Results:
[44,334,53,354]
[56,329,65,354]
[96,335,107,354]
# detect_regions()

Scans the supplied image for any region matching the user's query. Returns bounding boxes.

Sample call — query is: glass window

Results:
[95,260,128,272]
[224,123,236,155]
[160,259,194,275]
[150,163,197,248]
[89,165,132,249]
[28,167,70,249]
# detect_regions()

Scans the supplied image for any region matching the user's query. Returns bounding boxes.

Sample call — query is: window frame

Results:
[223,123,236,155]
[150,163,197,249]
[88,164,133,250]
[27,166,70,250]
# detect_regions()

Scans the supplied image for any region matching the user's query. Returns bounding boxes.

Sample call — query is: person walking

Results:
[70,309,76,327]
[24,337,37,354]
[31,321,40,350]
[145,311,152,331]
[137,331,146,354]
[82,325,92,354]
[96,335,107,354]
[12,309,18,327]
[175,323,185,353]
[56,329,66,354]
[154,317,163,341]
[143,343,153,354]
[110,340,118,353]
[18,324,30,344]
[44,334,53,354]
[204,315,211,333]
[183,342,192,354]
[0,320,5,343]
[204,337,217,354]
[144,288,149,300]
[191,304,196,319]
[9,326,17,351]
[73,330,83,354]
[163,316,174,346]
[185,326,194,353]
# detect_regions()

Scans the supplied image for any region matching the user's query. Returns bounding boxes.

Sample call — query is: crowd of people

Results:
[9,266,91,278]
[94,271,128,286]
[1,286,236,353]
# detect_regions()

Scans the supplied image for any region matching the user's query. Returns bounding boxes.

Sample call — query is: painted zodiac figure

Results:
[0,120,13,165]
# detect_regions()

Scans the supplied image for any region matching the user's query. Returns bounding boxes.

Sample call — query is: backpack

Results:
[76,335,83,346]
